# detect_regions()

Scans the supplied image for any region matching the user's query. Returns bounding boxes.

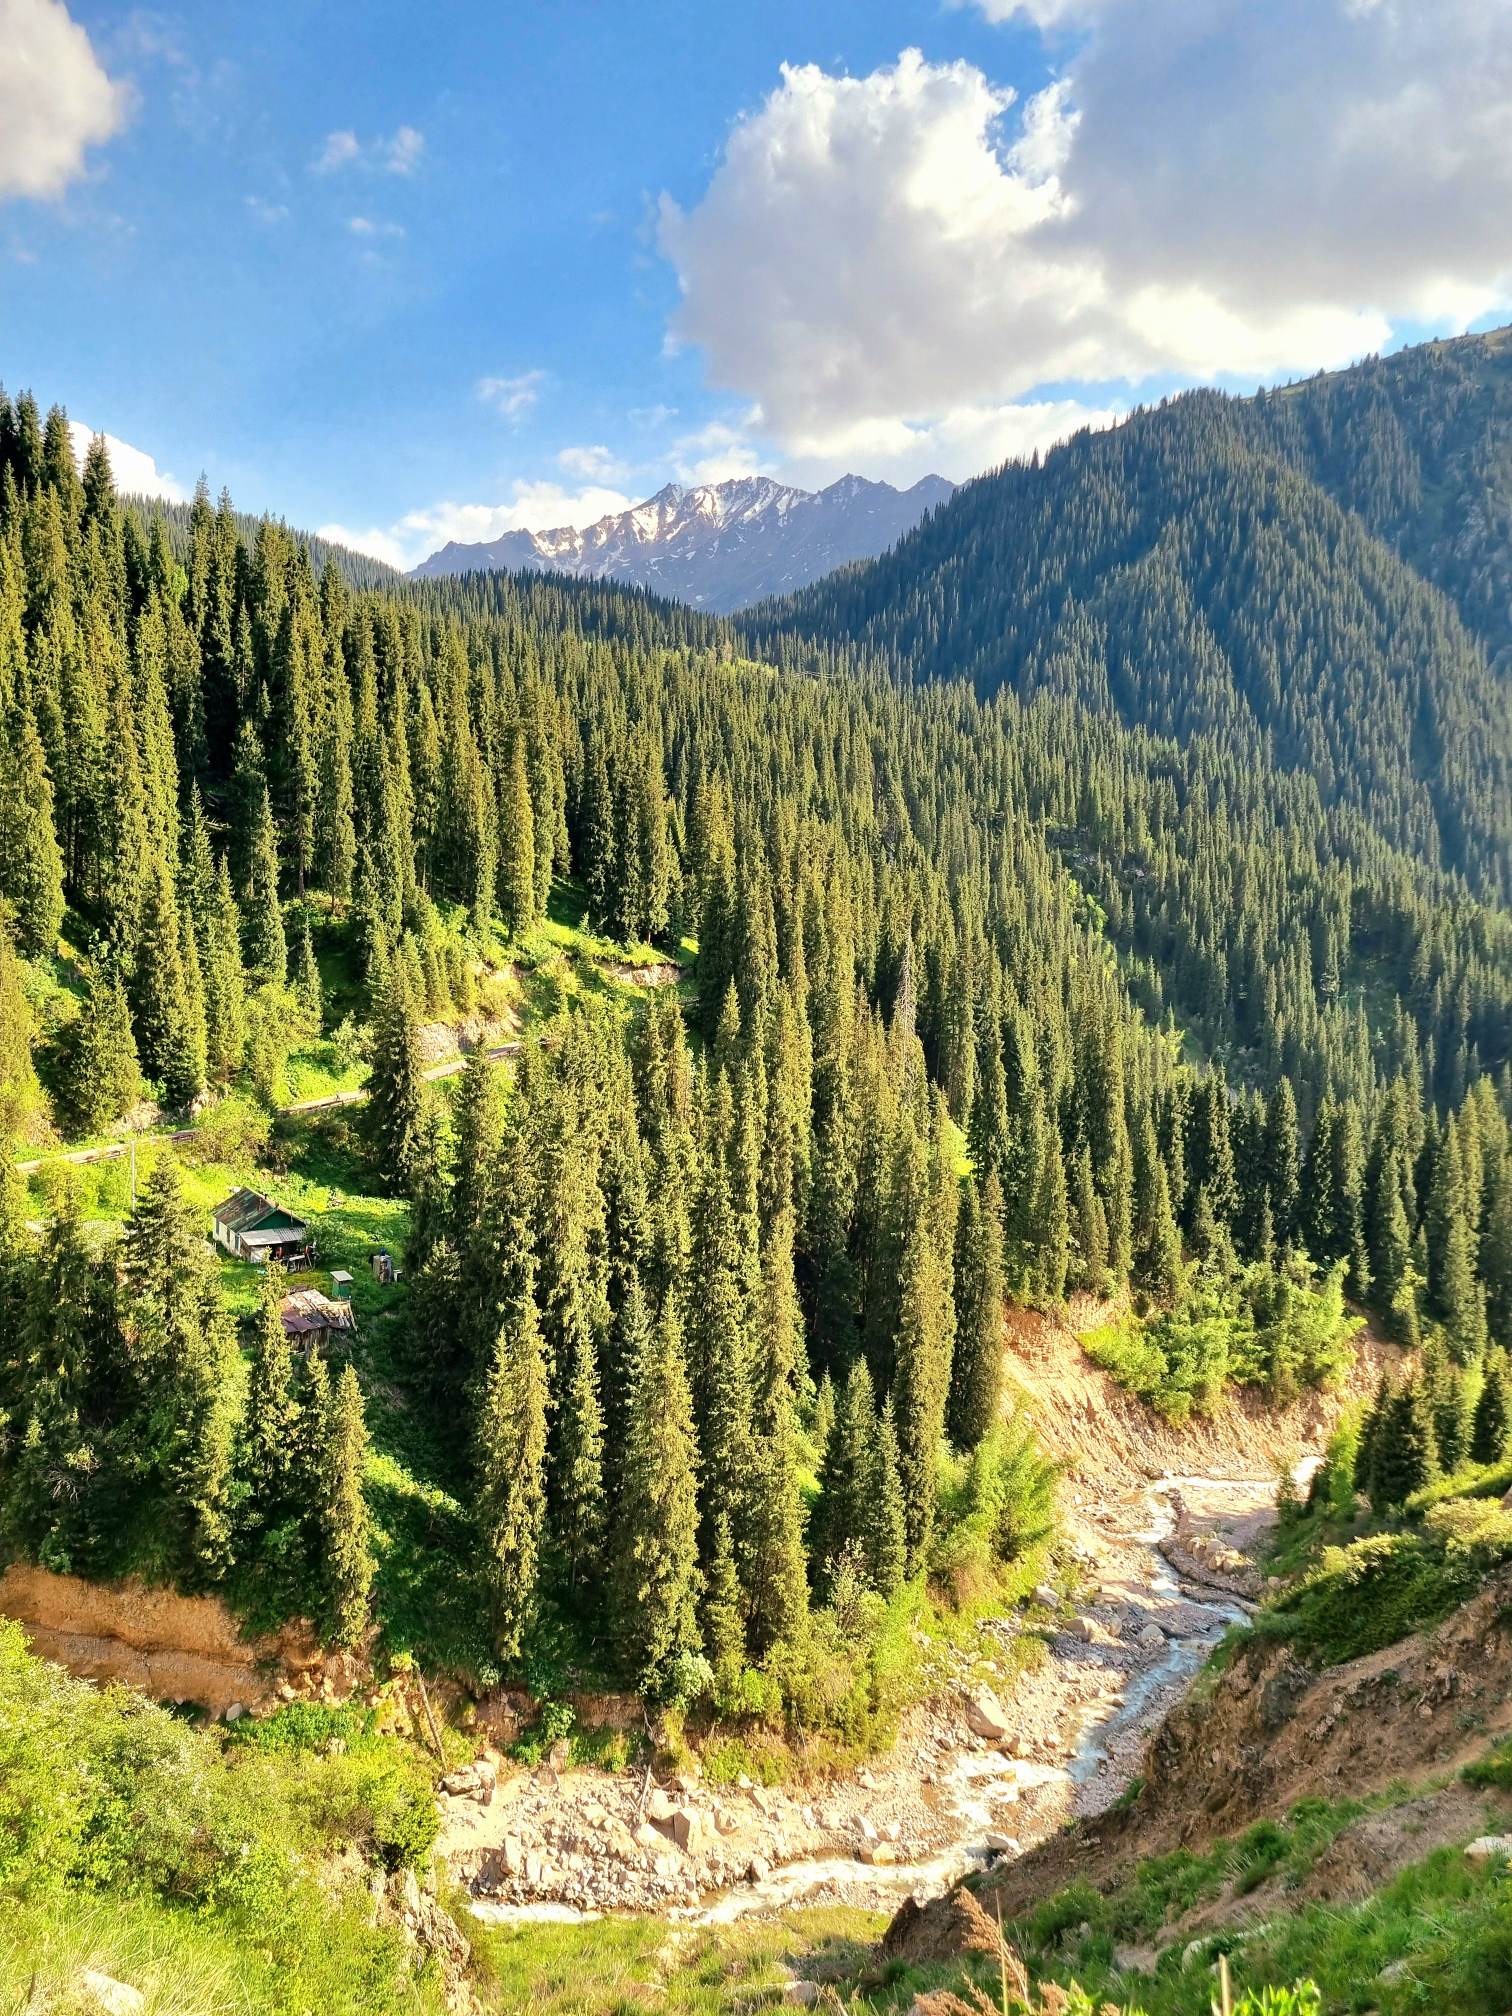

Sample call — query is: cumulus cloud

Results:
[659,14,1512,478]
[557,443,631,482]
[477,371,547,423]
[68,420,187,503]
[320,480,638,571]
[0,0,129,201]
[347,214,405,239]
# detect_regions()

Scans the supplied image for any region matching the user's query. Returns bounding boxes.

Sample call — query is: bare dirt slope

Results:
[1004,1299,1399,1496]
[0,1562,363,1715]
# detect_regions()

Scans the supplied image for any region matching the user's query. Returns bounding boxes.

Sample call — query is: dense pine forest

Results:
[2,341,1512,1721]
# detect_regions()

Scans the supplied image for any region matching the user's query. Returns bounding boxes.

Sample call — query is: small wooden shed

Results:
[278,1287,357,1355]
[211,1188,313,1266]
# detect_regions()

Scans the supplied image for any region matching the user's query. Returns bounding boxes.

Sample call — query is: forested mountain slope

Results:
[758,333,1512,904]
[1,380,1510,1724]
[1243,325,1512,669]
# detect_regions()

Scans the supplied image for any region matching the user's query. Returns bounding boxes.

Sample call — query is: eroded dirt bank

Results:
[0,1563,362,1716]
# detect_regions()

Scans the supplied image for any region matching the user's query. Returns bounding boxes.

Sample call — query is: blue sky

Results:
[4,0,1510,567]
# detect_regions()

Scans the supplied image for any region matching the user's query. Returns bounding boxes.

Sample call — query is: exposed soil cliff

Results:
[885,1566,1512,1958]
[0,1562,364,1716]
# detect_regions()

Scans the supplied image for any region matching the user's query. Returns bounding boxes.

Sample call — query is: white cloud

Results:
[245,194,288,226]
[347,214,404,239]
[313,128,360,173]
[384,124,424,175]
[477,371,547,423]
[659,20,1512,480]
[319,481,638,571]
[68,419,187,503]
[557,443,630,482]
[313,123,425,176]
[0,0,129,201]
[668,418,769,487]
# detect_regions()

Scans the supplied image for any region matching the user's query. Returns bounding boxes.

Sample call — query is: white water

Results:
[471,1473,1267,1933]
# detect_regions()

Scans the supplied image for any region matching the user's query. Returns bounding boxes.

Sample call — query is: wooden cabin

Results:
[211,1188,313,1266]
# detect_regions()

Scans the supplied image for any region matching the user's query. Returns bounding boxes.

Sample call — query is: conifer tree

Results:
[891,1128,953,1572]
[1471,1348,1511,1465]
[243,1260,297,1541]
[1370,1379,1439,1507]
[316,1362,375,1646]
[243,781,287,985]
[66,968,140,1134]
[1427,1122,1486,1361]
[615,1286,702,1695]
[868,1397,909,1599]
[949,1173,1005,1451]
[0,707,64,955]
[367,954,428,1194]
[744,1205,809,1652]
[474,1258,549,1662]
[552,1320,606,1590]
[498,727,537,941]
[131,856,205,1107]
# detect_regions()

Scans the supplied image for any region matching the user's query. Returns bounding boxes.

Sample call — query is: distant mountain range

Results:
[409,471,954,611]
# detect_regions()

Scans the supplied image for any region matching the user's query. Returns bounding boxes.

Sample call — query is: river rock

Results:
[747,1855,771,1882]
[1466,1836,1512,1862]
[633,1821,661,1848]
[985,1832,1020,1854]
[783,1983,822,2006]
[1138,1623,1167,1649]
[861,1842,900,1865]
[964,1687,1011,1741]
[646,1787,677,1823]
[78,1974,145,2016]
[671,1806,706,1852]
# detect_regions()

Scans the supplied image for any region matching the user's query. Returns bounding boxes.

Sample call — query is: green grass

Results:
[470,1906,880,2016]
[0,1621,450,2016]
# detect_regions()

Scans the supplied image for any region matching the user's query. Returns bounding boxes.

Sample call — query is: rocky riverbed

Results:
[442,1469,1282,1926]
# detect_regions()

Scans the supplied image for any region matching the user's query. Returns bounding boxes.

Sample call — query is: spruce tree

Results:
[949,1173,1005,1451]
[474,1259,549,1663]
[66,968,141,1134]
[615,1287,702,1695]
[868,1397,909,1599]
[1471,1348,1512,1465]
[366,954,428,1195]
[317,1363,375,1646]
[498,727,537,941]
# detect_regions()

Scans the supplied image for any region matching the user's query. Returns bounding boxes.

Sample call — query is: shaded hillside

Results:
[758,340,1512,902]
[1244,325,1512,669]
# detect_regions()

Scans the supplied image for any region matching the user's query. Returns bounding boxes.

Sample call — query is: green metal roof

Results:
[211,1187,308,1236]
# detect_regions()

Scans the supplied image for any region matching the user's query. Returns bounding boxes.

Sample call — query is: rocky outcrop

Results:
[0,1562,363,1716]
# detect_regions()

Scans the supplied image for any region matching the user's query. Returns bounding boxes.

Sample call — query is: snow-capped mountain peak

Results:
[410,471,954,612]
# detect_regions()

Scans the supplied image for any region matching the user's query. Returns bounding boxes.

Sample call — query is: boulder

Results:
[645,1787,677,1823]
[1113,1945,1158,1975]
[1466,1836,1512,1862]
[860,1841,900,1865]
[747,1854,772,1883]
[984,1832,1020,1854]
[78,1974,145,2016]
[671,1806,706,1853]
[963,1688,1011,1742]
[633,1821,662,1848]
[1138,1623,1166,1649]
[783,1982,822,2005]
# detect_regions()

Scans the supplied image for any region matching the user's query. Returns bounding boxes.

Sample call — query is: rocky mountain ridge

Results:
[410,470,953,611]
